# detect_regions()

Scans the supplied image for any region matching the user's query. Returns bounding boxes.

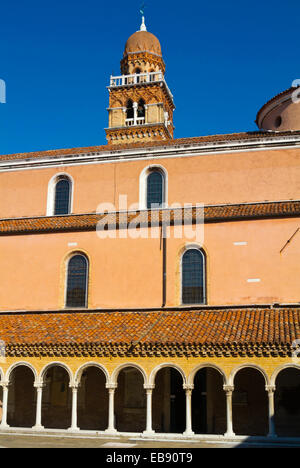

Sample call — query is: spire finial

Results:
[140,2,147,31]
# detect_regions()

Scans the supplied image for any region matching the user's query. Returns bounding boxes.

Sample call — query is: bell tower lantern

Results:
[105,17,175,145]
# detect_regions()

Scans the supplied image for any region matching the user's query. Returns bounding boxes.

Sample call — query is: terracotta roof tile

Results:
[0,201,300,235]
[0,307,299,358]
[1,130,300,162]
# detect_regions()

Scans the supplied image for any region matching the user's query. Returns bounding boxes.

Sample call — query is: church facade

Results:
[0,18,300,441]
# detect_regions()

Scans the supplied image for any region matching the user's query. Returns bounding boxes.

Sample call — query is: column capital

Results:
[183,384,194,391]
[106,383,117,390]
[266,385,276,393]
[34,382,45,389]
[223,385,234,393]
[0,381,10,388]
[144,384,155,391]
[69,383,80,390]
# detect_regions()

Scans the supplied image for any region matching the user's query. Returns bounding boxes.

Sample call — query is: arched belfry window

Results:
[147,169,164,209]
[182,249,206,305]
[137,99,145,118]
[54,177,71,215]
[135,68,141,83]
[66,254,89,308]
[126,99,134,120]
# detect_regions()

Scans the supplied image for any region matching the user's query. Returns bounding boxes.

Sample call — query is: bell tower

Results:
[105,17,175,145]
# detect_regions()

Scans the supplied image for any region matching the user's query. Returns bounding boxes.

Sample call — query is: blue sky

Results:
[0,0,299,155]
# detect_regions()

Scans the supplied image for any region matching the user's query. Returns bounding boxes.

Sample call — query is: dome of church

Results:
[124,30,162,57]
[256,85,300,132]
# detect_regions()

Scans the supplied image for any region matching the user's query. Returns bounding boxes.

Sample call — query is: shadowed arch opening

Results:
[137,99,145,118]
[7,366,36,428]
[275,367,300,437]
[152,367,186,434]
[233,368,268,436]
[126,99,134,120]
[135,68,142,83]
[192,368,226,435]
[114,366,146,432]
[42,366,71,429]
[77,366,108,430]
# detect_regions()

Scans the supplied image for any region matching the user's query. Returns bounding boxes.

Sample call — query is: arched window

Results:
[149,69,155,82]
[135,68,141,83]
[182,249,206,305]
[147,170,164,209]
[126,99,134,120]
[137,99,145,118]
[54,177,71,215]
[66,254,88,308]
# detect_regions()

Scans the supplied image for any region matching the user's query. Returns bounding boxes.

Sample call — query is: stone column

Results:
[144,104,148,125]
[105,384,117,434]
[143,385,155,436]
[33,383,44,430]
[224,385,235,437]
[266,385,277,438]
[0,382,10,429]
[68,384,80,432]
[183,385,194,436]
[133,102,138,125]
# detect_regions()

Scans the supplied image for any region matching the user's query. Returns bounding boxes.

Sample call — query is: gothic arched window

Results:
[138,99,145,118]
[66,254,89,308]
[126,99,134,120]
[149,69,155,82]
[147,169,164,209]
[135,68,141,83]
[182,249,206,305]
[54,177,71,215]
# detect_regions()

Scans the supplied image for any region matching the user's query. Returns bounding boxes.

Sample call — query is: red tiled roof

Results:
[0,307,299,357]
[1,201,300,235]
[1,130,300,162]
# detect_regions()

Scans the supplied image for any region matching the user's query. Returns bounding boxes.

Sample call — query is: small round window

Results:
[275,116,282,128]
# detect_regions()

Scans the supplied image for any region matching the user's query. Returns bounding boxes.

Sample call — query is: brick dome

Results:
[124,30,162,57]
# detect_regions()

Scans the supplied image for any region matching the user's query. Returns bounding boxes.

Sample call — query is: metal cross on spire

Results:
[139,2,147,31]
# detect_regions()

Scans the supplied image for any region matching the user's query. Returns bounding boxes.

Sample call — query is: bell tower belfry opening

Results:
[105,16,175,145]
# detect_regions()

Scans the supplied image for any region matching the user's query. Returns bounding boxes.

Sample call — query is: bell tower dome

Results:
[105,17,175,145]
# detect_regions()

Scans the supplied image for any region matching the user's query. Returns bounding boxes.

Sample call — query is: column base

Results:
[32,425,44,431]
[68,427,80,433]
[105,428,118,435]
[183,430,195,437]
[142,430,155,437]
[0,424,10,430]
[224,431,235,438]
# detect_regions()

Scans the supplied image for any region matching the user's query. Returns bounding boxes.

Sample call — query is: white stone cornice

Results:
[1,134,300,173]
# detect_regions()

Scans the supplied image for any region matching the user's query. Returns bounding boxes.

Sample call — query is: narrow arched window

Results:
[66,255,88,308]
[147,170,164,209]
[126,99,134,120]
[135,68,141,83]
[54,177,71,215]
[182,249,206,305]
[149,69,155,82]
[137,99,145,118]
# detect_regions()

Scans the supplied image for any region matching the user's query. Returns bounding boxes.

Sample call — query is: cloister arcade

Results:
[0,362,299,439]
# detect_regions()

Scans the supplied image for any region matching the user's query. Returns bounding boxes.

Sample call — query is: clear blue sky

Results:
[1,0,299,155]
